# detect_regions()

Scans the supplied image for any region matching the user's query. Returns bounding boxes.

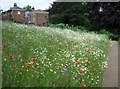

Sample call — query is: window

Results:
[45,16,47,19]
[17,11,21,15]
[33,17,35,21]
[43,23,45,26]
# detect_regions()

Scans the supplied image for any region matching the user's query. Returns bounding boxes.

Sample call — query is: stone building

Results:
[2,3,25,23]
[2,3,49,26]
[30,9,49,26]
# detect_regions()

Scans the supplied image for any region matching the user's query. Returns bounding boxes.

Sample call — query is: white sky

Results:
[0,0,56,11]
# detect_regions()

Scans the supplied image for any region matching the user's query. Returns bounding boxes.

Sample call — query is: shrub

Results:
[98,29,119,41]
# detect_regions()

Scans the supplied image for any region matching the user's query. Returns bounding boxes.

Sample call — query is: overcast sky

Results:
[0,0,119,11]
[0,0,56,11]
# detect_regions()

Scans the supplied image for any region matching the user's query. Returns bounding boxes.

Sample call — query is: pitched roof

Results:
[9,6,25,11]
[31,9,49,14]
[2,3,25,13]
[10,6,22,10]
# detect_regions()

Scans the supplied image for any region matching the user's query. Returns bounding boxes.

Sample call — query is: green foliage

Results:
[23,5,34,11]
[50,13,90,27]
[49,14,64,24]
[98,29,119,40]
[47,2,120,40]
[48,2,90,28]
[49,23,119,41]
[49,23,89,32]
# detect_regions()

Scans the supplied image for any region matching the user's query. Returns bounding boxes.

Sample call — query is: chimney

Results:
[14,3,17,7]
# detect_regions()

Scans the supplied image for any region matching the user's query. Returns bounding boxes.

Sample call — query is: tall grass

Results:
[2,22,109,87]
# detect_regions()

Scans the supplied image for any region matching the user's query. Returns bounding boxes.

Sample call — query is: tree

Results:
[23,5,35,11]
[47,2,120,40]
[48,2,90,27]
[87,2,120,37]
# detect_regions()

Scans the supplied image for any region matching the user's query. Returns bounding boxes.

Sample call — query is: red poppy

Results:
[66,76,69,81]
[10,54,13,57]
[79,70,84,74]
[76,61,81,64]
[86,61,90,66]
[10,57,14,60]
[32,58,36,63]
[0,51,4,54]
[86,50,90,54]
[10,36,12,38]
[26,65,31,68]
[18,58,22,62]
[13,64,17,68]
[27,60,31,62]
[18,58,20,61]
[22,87,26,89]
[19,73,23,76]
[80,84,86,87]
[6,44,9,46]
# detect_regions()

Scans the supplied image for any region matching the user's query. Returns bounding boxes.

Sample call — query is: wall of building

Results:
[2,10,49,26]
[11,10,25,23]
[30,12,49,26]
[37,13,48,26]
[30,13,37,25]
[2,12,11,21]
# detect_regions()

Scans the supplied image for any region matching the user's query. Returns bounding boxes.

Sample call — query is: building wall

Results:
[2,14,8,21]
[2,10,49,26]
[11,10,25,23]
[2,12,12,21]
[30,13,37,25]
[37,13,49,26]
[30,12,49,26]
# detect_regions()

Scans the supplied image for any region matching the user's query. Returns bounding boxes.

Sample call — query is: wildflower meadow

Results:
[2,22,109,87]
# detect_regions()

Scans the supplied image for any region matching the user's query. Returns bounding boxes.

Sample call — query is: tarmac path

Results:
[102,41,118,87]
